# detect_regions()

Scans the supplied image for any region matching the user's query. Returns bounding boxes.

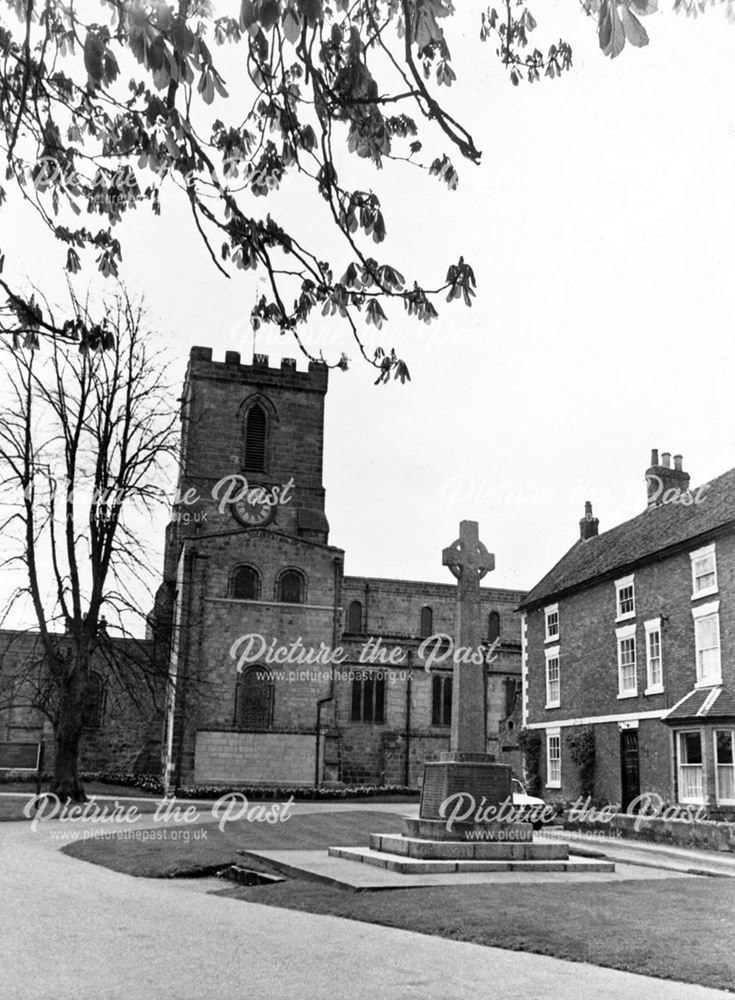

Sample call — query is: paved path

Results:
[542,827,735,877]
[1,808,732,1000]
[242,845,689,889]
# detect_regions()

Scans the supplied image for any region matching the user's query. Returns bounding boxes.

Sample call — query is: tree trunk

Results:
[50,724,86,802]
[50,670,88,803]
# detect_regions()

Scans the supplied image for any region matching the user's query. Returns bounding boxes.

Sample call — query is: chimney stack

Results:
[646,448,690,507]
[579,500,599,540]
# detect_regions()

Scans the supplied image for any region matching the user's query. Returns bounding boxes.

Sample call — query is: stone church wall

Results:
[0,630,162,777]
[330,578,526,785]
[194,730,320,785]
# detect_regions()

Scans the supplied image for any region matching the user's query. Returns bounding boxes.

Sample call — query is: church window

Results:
[244,403,266,472]
[235,667,273,729]
[431,672,452,727]
[278,569,305,604]
[347,600,363,634]
[231,565,260,600]
[505,677,521,717]
[81,672,105,729]
[488,611,500,642]
[351,674,385,723]
[419,606,433,637]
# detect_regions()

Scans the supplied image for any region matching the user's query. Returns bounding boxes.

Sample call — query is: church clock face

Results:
[232,486,277,528]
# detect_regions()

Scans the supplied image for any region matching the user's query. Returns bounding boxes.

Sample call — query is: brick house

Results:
[151,348,525,789]
[520,450,735,813]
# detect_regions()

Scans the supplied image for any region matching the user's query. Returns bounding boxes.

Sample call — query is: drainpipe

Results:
[483,660,490,758]
[404,651,413,787]
[364,580,370,633]
[314,556,342,786]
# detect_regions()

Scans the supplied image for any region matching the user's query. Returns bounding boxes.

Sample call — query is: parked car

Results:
[511,778,553,830]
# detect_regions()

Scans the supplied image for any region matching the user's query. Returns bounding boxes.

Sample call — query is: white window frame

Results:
[616,623,637,699]
[546,727,561,789]
[677,730,704,804]
[615,574,636,622]
[690,543,718,601]
[644,617,664,695]
[544,603,559,643]
[692,600,722,688]
[714,729,735,806]
[545,645,560,709]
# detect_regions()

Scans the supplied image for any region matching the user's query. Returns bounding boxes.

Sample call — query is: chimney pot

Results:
[646,450,690,508]
[579,500,599,540]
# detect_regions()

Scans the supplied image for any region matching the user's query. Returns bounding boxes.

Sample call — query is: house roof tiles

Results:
[520,467,735,610]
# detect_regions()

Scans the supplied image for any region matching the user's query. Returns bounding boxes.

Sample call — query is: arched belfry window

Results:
[347,600,363,634]
[82,671,105,729]
[278,569,305,604]
[420,606,433,638]
[231,565,260,600]
[235,666,273,730]
[488,611,500,642]
[244,403,266,472]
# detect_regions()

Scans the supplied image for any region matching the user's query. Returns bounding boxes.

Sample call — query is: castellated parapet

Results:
[187,348,329,394]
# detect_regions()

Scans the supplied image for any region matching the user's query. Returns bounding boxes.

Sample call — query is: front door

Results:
[620,728,640,810]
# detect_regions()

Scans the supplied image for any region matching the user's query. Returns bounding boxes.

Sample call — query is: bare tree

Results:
[0,289,177,800]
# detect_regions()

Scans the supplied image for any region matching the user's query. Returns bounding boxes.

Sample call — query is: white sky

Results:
[2,1,735,627]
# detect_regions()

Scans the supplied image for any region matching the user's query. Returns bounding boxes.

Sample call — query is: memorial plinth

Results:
[419,756,511,820]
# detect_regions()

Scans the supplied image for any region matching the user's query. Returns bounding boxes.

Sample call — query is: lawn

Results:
[61,810,405,877]
[59,807,735,992]
[217,877,735,993]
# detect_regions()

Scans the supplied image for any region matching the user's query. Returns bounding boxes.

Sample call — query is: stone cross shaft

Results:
[442,520,495,755]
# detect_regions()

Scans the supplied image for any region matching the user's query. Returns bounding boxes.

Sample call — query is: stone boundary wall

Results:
[194,730,320,785]
[564,812,735,853]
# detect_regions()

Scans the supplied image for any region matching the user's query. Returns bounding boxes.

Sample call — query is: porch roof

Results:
[662,685,735,725]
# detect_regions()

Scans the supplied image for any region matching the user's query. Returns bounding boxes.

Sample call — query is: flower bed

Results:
[0,768,420,800]
[88,771,420,801]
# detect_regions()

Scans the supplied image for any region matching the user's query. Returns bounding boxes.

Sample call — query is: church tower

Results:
[159,349,344,790]
[169,348,331,557]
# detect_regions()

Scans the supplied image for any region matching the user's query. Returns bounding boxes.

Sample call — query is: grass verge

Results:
[0,783,168,822]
